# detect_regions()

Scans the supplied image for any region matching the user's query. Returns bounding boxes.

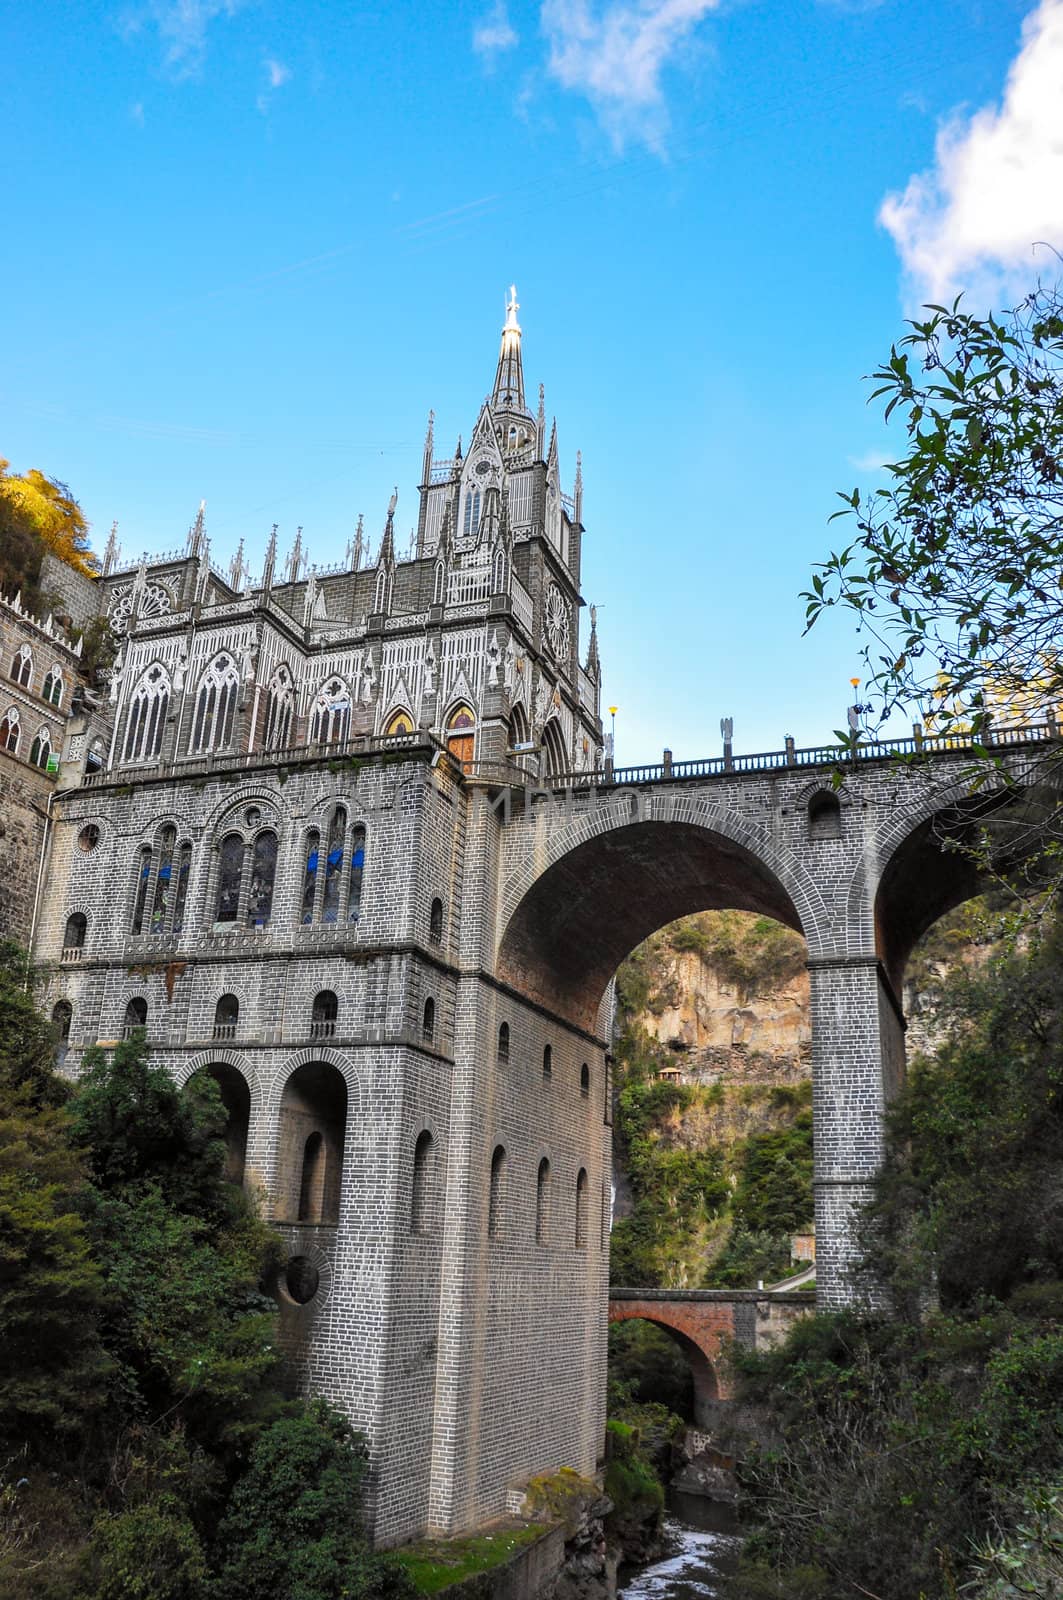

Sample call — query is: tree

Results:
[0,460,95,581]
[210,1404,410,1600]
[805,283,1063,740]
[0,945,106,1450]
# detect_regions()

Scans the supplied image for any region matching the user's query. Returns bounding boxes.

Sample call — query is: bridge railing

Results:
[535,722,1058,792]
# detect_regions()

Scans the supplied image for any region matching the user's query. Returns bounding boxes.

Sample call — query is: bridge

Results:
[608,1288,815,1422]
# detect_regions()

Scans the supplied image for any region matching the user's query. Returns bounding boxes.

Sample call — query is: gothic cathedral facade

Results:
[26,293,611,1543]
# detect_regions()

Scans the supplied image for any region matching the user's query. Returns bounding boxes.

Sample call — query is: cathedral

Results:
[4,293,612,1542]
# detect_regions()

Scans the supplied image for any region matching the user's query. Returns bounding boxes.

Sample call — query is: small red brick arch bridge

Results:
[609,1288,814,1424]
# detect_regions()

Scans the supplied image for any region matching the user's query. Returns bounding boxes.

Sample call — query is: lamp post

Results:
[848,678,862,762]
[609,705,618,760]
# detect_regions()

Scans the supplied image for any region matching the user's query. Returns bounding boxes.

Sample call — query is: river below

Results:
[618,1493,742,1600]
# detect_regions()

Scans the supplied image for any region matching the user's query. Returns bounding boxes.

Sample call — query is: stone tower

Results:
[33,294,609,1544]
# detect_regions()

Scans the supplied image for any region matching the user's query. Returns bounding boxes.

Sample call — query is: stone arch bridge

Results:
[608,1288,815,1421]
[481,723,1060,1308]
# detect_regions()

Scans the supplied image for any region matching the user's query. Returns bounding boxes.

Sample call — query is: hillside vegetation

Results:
[610,912,814,1292]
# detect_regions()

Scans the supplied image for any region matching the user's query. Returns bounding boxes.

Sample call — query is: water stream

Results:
[618,1494,742,1600]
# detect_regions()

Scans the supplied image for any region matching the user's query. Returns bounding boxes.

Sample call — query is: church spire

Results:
[492,285,528,415]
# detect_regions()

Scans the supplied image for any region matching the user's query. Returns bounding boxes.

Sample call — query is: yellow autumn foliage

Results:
[0,458,96,576]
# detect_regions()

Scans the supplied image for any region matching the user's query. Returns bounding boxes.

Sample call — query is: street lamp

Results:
[608,705,618,765]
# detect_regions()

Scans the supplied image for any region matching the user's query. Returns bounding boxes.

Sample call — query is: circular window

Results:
[244,807,261,828]
[284,1255,320,1305]
[77,824,100,853]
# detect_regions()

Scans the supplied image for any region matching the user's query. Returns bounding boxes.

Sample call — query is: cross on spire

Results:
[492,284,528,415]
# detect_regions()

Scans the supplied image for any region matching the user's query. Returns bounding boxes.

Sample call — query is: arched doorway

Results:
[191,1063,251,1185]
[276,1062,348,1224]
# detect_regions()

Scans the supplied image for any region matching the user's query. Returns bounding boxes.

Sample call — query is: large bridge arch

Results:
[496,802,828,1031]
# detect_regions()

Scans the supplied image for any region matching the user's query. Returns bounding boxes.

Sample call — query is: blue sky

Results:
[4,0,1061,762]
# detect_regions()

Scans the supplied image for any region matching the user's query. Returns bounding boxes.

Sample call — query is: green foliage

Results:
[866,918,1063,1313]
[394,1526,545,1594]
[731,1112,813,1236]
[804,284,1063,742]
[211,1403,410,1600]
[608,1321,694,1418]
[603,1419,665,1542]
[88,1502,207,1600]
[0,946,105,1451]
[966,1481,1063,1599]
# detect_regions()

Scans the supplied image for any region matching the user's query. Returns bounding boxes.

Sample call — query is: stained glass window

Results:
[247,830,278,927]
[215,833,245,923]
[384,709,414,736]
[301,830,320,925]
[124,666,169,763]
[322,808,346,924]
[172,843,192,933]
[10,646,32,689]
[150,827,176,933]
[347,826,365,923]
[131,844,152,933]
[191,656,239,754]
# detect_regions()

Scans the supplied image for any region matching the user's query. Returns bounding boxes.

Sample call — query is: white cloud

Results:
[848,448,891,473]
[474,2,519,60]
[540,0,722,146]
[880,0,1063,303]
[119,0,246,77]
[257,54,291,111]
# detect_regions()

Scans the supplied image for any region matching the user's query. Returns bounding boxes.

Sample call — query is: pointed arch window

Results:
[347,825,365,923]
[373,565,391,614]
[149,826,177,932]
[42,666,63,707]
[446,704,475,773]
[10,645,32,689]
[190,654,240,755]
[384,709,414,737]
[309,679,351,745]
[322,807,346,925]
[301,810,366,928]
[215,833,245,924]
[493,545,507,594]
[132,828,192,938]
[0,707,20,754]
[497,1021,510,1065]
[301,829,320,924]
[123,665,170,763]
[463,488,481,540]
[172,842,192,933]
[541,719,567,781]
[429,897,444,946]
[422,996,435,1044]
[29,728,51,769]
[247,830,278,927]
[132,845,152,933]
[262,666,294,751]
[433,559,445,606]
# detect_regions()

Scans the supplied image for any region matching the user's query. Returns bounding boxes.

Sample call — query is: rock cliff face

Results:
[635,948,810,1084]
[618,912,811,1088]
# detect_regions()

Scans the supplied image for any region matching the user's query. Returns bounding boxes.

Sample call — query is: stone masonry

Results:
[19,291,1062,1545]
